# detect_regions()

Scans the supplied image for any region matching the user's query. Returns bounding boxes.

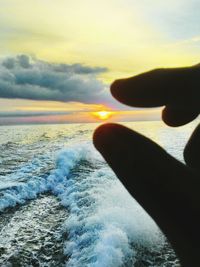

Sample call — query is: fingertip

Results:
[162,107,180,127]
[110,70,168,107]
[184,124,200,169]
[162,107,199,127]
[110,79,125,100]
[93,123,121,151]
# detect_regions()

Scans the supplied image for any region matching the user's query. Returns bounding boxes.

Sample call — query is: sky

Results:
[0,0,200,124]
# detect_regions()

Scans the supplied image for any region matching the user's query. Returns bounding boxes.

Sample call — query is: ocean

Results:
[0,121,196,267]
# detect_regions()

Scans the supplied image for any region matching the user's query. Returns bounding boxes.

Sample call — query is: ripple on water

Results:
[0,194,68,267]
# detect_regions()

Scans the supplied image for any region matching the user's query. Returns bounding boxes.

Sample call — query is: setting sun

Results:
[92,110,113,120]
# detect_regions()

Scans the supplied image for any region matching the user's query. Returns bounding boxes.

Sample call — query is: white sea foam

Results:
[0,141,165,266]
[0,122,189,266]
[51,145,164,267]
[0,144,88,212]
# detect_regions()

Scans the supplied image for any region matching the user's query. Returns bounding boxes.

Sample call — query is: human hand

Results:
[93,65,200,267]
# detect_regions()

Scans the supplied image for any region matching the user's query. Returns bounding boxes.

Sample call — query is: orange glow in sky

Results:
[92,110,114,120]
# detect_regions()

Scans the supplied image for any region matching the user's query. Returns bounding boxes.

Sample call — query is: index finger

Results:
[111,65,200,126]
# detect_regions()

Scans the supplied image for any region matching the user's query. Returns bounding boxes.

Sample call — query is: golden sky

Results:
[0,0,200,124]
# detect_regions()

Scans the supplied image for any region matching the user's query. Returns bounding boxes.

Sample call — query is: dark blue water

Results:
[0,121,194,266]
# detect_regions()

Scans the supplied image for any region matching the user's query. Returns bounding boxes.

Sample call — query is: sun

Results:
[92,110,113,120]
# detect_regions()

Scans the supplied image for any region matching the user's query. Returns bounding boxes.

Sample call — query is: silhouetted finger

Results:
[184,124,200,170]
[162,106,199,126]
[111,66,200,112]
[93,123,200,267]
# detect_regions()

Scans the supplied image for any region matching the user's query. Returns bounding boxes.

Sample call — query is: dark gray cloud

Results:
[0,111,73,117]
[0,55,110,104]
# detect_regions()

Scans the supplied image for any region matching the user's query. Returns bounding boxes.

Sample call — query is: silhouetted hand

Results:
[93,65,200,267]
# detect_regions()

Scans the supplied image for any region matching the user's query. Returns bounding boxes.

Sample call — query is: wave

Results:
[55,151,164,267]
[0,144,88,212]
[0,142,166,266]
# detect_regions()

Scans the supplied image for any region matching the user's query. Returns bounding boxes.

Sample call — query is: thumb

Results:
[93,123,200,267]
[184,124,200,170]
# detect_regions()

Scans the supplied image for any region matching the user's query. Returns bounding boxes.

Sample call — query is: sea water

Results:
[0,121,197,267]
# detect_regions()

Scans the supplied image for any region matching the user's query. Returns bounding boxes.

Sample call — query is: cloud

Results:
[0,55,110,104]
[0,111,73,117]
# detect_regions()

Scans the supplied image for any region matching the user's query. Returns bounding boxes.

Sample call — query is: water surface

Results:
[0,121,196,266]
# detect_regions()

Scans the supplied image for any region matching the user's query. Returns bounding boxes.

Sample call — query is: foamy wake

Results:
[57,147,164,267]
[0,142,165,266]
[0,144,87,212]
